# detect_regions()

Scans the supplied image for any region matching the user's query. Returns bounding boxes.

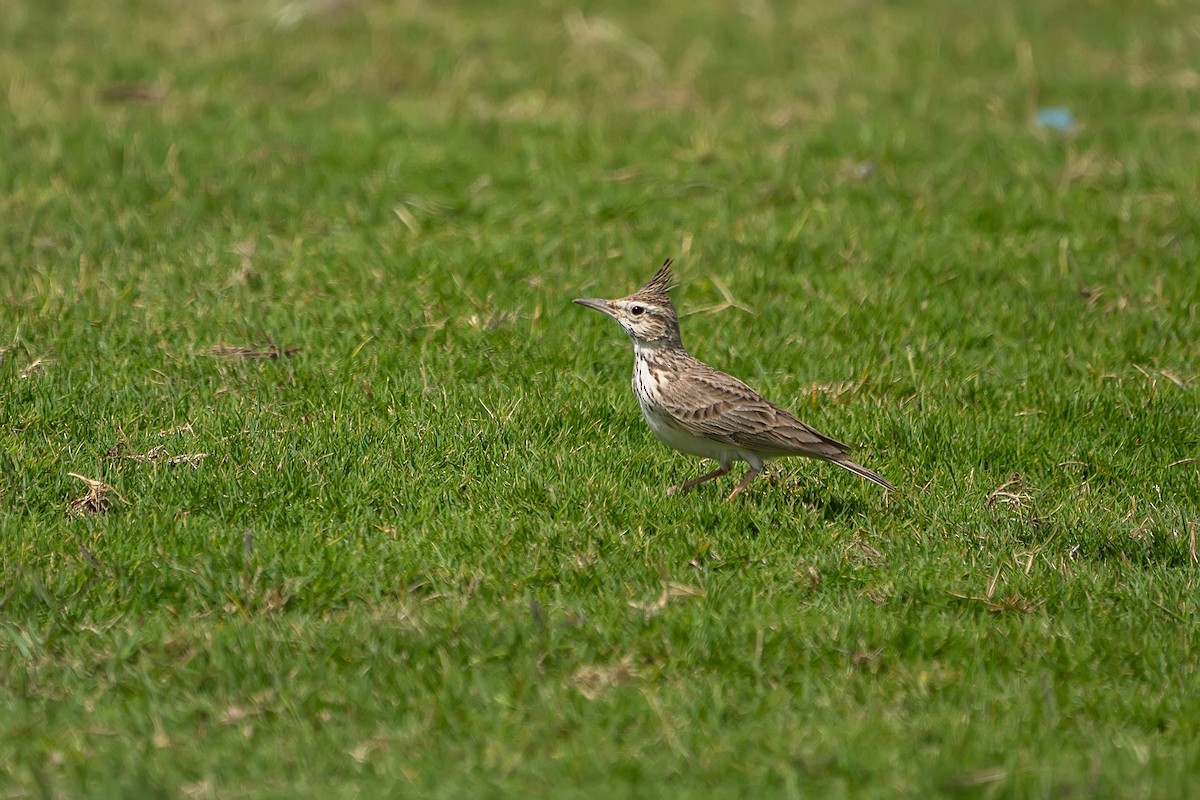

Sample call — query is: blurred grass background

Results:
[2,0,1199,797]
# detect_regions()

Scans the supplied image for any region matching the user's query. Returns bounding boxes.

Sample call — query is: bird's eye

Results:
[630,305,645,316]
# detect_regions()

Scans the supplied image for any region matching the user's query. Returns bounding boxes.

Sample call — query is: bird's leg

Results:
[725,466,761,501]
[666,465,728,496]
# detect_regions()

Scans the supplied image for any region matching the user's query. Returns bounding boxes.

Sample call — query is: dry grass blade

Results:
[392,204,420,234]
[629,87,701,111]
[167,453,210,468]
[941,767,1009,790]
[275,0,358,29]
[850,539,887,567]
[986,475,1032,508]
[628,581,704,617]
[104,444,209,467]
[682,275,757,317]
[803,379,862,401]
[115,444,168,463]
[600,166,641,182]
[67,473,125,516]
[205,343,300,359]
[563,11,664,75]
[19,357,54,379]
[946,590,1042,614]
[466,311,516,331]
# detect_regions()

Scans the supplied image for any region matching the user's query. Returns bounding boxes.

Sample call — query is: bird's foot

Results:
[724,466,761,501]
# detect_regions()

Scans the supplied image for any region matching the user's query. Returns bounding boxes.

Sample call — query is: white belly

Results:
[632,358,760,469]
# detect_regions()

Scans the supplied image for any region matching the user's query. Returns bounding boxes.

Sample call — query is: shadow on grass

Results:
[790,487,872,521]
[750,470,878,521]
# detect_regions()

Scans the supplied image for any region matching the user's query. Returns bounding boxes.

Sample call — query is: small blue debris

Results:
[1035,107,1077,132]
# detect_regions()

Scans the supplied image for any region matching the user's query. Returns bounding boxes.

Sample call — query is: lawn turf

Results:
[2,0,1199,797]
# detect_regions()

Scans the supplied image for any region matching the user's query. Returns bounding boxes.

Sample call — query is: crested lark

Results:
[574,260,894,500]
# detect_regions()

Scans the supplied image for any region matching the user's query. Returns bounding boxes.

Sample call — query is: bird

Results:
[573,259,894,500]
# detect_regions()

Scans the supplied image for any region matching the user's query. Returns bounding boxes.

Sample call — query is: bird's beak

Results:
[573,298,617,318]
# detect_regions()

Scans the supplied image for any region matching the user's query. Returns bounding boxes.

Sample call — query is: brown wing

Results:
[657,357,849,458]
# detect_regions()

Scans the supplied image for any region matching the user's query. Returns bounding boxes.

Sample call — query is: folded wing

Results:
[659,360,849,459]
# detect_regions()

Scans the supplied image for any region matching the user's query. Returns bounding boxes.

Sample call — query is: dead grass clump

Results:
[19,357,54,379]
[66,473,124,516]
[849,539,887,567]
[571,657,640,700]
[986,475,1032,509]
[104,443,209,468]
[986,474,1046,528]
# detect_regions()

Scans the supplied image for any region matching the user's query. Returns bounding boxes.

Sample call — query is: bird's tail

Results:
[829,456,895,491]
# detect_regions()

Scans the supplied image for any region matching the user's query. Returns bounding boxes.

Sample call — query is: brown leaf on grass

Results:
[571,657,639,700]
[67,473,125,516]
[205,343,300,359]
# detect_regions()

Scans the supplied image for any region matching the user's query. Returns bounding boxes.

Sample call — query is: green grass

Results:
[3,0,1199,796]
